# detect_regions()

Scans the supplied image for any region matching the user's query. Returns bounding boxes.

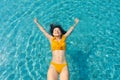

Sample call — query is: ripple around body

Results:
[0,0,120,80]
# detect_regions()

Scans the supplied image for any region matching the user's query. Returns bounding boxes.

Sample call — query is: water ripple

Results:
[0,0,120,80]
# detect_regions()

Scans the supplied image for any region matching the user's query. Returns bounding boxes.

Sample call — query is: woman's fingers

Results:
[34,18,38,23]
[75,18,79,23]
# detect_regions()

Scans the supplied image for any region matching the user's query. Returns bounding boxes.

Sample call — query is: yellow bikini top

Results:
[51,35,66,51]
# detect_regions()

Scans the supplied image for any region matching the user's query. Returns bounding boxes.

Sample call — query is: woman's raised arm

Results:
[34,18,52,40]
[64,18,79,37]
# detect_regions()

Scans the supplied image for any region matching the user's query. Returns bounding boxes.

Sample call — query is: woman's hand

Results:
[74,18,79,24]
[34,18,38,23]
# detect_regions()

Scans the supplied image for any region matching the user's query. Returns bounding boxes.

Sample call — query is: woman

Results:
[34,18,79,80]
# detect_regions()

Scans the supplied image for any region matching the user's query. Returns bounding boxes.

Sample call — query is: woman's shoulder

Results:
[62,35,67,40]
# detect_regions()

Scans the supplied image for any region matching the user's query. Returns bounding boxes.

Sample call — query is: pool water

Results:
[0,0,120,80]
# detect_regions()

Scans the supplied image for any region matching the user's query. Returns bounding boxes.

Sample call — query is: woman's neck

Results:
[54,36,62,40]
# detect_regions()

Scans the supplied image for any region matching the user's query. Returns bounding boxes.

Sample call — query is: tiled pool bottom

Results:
[0,0,120,80]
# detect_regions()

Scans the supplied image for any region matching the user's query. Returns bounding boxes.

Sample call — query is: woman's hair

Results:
[50,24,66,36]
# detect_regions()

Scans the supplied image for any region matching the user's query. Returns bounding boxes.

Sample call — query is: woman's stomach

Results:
[51,50,67,64]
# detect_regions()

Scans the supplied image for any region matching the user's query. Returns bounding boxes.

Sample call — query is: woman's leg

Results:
[60,66,69,80]
[47,65,58,80]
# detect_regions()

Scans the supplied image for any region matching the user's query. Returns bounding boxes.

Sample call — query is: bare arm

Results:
[34,18,52,40]
[64,18,79,37]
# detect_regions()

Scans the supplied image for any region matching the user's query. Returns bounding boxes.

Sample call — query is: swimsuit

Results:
[50,35,67,73]
[51,35,66,51]
[51,62,67,74]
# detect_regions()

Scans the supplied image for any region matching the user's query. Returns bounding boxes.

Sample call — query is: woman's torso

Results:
[50,35,67,64]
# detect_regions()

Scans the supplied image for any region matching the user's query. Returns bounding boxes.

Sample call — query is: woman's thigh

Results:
[60,66,69,80]
[47,65,58,80]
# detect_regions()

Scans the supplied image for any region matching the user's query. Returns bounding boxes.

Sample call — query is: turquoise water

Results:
[0,0,120,80]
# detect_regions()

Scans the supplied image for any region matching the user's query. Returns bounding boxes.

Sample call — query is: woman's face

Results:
[53,28,62,37]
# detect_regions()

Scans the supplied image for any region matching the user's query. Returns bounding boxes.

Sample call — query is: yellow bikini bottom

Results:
[51,62,67,73]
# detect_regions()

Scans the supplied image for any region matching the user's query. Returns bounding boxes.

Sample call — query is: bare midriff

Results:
[51,50,66,64]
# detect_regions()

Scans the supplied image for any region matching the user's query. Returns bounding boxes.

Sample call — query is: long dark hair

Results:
[50,24,66,37]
